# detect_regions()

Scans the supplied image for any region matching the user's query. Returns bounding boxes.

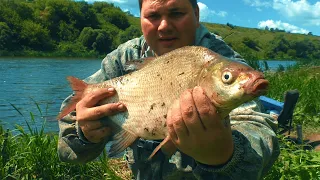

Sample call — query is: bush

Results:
[78,27,113,54]
[0,22,12,50]
[118,25,141,44]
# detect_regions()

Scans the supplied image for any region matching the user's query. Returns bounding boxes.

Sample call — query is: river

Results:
[0,58,101,133]
[0,58,297,133]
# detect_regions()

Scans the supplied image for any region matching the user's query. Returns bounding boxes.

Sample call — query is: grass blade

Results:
[9,103,25,118]
[30,97,43,116]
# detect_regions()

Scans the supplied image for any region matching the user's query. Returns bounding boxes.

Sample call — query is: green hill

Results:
[0,0,319,62]
[203,23,320,61]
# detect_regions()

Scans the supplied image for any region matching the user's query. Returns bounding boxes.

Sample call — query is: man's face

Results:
[140,0,200,56]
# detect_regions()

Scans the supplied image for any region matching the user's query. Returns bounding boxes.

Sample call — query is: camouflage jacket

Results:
[57,24,280,180]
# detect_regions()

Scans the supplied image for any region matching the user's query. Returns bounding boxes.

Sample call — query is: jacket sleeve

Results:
[57,37,144,163]
[193,101,280,179]
[192,31,280,179]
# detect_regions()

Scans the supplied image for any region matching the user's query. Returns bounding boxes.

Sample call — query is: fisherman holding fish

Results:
[57,0,280,179]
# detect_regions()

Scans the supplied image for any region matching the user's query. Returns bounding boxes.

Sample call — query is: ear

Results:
[194,5,200,27]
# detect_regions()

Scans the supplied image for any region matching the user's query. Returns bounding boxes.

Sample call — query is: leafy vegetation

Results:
[265,65,320,126]
[0,0,141,58]
[0,103,124,180]
[265,136,320,180]
[263,64,320,179]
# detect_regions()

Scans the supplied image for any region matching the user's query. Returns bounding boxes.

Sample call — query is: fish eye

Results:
[222,71,233,84]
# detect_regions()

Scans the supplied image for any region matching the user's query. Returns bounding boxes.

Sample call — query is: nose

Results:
[158,18,172,32]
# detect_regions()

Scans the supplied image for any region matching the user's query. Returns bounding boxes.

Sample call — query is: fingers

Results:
[167,99,189,144]
[78,102,126,121]
[82,125,112,143]
[76,87,127,121]
[179,89,204,134]
[78,118,106,131]
[79,118,113,143]
[75,87,126,143]
[167,107,178,140]
[192,86,219,129]
[78,88,116,108]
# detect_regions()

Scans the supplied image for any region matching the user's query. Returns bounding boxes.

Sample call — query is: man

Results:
[58,0,280,179]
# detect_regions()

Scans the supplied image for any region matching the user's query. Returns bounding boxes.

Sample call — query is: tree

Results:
[92,1,115,13]
[15,2,34,20]
[291,39,315,59]
[0,22,13,50]
[118,26,141,44]
[78,27,113,54]
[272,35,290,53]
[226,22,235,29]
[58,21,79,41]
[242,37,259,51]
[102,8,130,30]
[19,20,52,50]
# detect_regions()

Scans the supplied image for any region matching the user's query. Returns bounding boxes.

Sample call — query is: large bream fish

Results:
[57,46,269,158]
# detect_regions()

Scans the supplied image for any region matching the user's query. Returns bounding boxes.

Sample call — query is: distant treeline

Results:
[0,0,141,57]
[0,0,320,61]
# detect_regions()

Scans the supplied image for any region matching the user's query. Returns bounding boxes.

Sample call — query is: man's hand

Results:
[167,86,234,166]
[76,88,126,143]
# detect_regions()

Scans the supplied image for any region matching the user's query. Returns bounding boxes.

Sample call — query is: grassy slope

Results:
[127,16,320,61]
[203,23,320,60]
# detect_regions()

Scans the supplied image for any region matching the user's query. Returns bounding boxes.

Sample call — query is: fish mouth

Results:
[249,78,269,96]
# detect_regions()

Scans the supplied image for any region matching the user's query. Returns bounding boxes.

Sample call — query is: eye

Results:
[146,13,160,21]
[222,71,233,84]
[170,11,185,18]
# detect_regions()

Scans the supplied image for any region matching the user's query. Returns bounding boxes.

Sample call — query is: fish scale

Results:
[57,46,269,158]
[101,48,207,139]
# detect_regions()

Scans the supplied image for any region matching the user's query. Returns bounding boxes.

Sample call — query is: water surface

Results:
[0,58,101,132]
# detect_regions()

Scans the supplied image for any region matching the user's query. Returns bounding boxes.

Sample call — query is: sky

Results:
[80,0,320,36]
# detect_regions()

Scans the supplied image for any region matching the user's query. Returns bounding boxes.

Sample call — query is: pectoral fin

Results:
[109,130,138,157]
[148,136,177,160]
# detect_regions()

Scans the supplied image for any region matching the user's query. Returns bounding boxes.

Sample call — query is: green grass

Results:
[263,63,320,180]
[265,135,320,180]
[265,65,320,126]
[203,23,320,61]
[0,103,122,180]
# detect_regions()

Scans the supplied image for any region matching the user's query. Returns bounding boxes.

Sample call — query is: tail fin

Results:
[57,76,88,120]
